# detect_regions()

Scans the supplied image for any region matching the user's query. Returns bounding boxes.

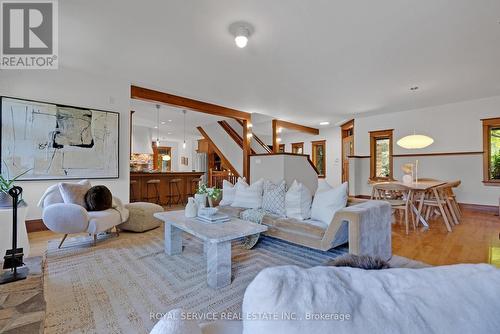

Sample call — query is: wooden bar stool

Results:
[167,179,182,206]
[188,178,202,198]
[145,179,160,204]
[130,179,138,202]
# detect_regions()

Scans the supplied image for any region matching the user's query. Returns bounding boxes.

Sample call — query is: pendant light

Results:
[155,104,160,147]
[182,110,187,149]
[397,86,434,149]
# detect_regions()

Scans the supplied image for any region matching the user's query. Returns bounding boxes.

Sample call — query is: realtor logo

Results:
[1,0,58,69]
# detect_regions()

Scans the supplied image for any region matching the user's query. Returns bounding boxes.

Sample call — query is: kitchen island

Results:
[130,171,205,205]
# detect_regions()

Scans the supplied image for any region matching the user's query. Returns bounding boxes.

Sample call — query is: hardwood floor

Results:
[392,208,500,266]
[28,207,499,267]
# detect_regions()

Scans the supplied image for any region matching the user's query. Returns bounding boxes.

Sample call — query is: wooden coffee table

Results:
[154,210,268,289]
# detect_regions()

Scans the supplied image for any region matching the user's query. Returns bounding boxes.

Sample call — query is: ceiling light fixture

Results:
[319,121,330,126]
[182,110,187,149]
[155,104,160,147]
[229,21,254,48]
[396,86,434,149]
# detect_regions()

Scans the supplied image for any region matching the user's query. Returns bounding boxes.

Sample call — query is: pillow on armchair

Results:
[85,185,113,211]
[58,180,91,208]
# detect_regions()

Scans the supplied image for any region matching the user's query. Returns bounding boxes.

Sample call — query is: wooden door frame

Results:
[311,140,327,178]
[130,85,252,180]
[340,119,354,183]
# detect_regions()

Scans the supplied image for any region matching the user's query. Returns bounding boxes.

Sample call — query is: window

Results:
[482,117,500,185]
[311,140,326,178]
[291,142,304,154]
[370,129,393,181]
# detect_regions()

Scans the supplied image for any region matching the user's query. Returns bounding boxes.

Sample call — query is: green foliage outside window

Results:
[491,128,500,180]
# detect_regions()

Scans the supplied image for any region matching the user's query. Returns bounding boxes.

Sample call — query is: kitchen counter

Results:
[130,171,204,205]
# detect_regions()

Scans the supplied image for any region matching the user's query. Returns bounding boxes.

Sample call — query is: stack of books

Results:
[196,212,230,224]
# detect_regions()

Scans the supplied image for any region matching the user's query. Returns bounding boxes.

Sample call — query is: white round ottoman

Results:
[120,202,164,232]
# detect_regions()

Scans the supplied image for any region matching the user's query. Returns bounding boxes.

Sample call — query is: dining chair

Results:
[418,183,455,231]
[371,182,415,234]
[445,180,462,220]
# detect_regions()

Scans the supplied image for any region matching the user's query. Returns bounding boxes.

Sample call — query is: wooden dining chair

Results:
[444,180,462,220]
[417,183,455,232]
[371,182,415,234]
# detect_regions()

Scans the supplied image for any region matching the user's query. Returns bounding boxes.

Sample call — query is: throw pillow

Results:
[285,180,312,220]
[150,309,201,334]
[311,182,348,225]
[219,177,245,206]
[85,185,113,211]
[231,179,264,209]
[58,180,91,208]
[262,180,286,216]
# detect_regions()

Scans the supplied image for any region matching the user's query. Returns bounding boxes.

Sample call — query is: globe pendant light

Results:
[397,86,434,149]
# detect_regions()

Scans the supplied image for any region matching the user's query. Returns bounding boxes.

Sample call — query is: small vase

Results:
[185,197,198,218]
[208,197,214,208]
[0,192,13,208]
[194,193,207,209]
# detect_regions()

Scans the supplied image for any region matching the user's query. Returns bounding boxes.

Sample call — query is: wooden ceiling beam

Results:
[131,85,251,121]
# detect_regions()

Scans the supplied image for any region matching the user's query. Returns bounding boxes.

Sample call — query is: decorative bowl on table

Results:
[198,207,218,217]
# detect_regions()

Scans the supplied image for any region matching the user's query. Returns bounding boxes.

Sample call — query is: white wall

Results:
[279,127,343,188]
[250,155,319,193]
[0,69,130,220]
[202,122,243,175]
[352,95,500,206]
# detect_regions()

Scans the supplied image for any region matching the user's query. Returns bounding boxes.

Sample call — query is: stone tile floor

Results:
[0,257,45,334]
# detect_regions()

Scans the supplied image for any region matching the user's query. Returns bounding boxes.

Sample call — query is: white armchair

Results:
[38,183,128,248]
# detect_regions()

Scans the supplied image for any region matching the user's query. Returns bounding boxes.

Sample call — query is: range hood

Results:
[132,125,153,154]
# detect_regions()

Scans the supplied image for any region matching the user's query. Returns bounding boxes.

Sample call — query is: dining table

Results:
[381,179,451,232]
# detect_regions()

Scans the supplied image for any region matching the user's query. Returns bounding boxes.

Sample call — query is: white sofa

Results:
[151,263,500,334]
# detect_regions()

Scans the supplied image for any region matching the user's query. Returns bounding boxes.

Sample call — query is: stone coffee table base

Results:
[157,211,268,289]
[166,224,233,288]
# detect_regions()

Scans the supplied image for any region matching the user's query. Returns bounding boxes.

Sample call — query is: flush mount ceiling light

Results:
[319,121,330,126]
[229,21,254,48]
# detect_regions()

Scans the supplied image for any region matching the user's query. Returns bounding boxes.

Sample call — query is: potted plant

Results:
[196,184,222,208]
[0,163,31,208]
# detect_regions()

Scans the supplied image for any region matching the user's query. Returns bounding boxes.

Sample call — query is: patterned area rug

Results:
[43,227,425,334]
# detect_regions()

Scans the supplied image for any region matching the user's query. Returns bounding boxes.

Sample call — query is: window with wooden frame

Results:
[291,142,304,154]
[311,140,326,178]
[482,117,500,185]
[369,129,393,181]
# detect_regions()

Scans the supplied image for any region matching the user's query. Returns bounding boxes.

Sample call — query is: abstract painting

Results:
[1,97,119,180]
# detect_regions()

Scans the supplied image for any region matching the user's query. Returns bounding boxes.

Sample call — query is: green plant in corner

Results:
[0,162,32,205]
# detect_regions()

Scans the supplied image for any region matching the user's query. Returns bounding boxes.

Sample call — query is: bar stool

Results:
[167,179,182,206]
[145,179,160,204]
[188,178,202,198]
[130,179,138,202]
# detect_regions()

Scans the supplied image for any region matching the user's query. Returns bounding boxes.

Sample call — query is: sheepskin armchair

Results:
[38,181,129,248]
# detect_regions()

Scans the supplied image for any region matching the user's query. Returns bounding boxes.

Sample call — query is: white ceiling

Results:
[61,0,500,126]
[131,100,228,141]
